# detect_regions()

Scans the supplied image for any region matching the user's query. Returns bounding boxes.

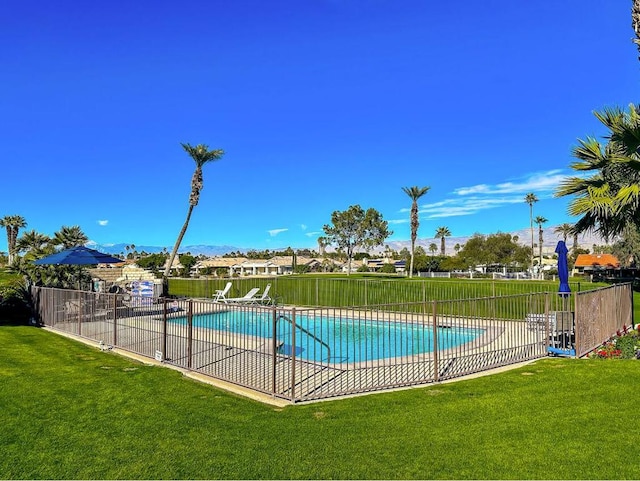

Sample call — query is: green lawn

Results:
[169,275,608,308]
[2,325,640,479]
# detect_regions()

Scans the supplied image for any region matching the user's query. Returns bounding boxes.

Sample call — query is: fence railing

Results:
[168,277,592,307]
[30,282,633,403]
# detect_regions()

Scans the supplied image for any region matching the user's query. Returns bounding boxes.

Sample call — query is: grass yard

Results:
[169,275,608,308]
[2,325,640,480]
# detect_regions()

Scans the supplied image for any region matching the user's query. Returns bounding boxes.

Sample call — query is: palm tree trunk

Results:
[164,205,194,279]
[409,238,415,278]
[5,226,12,265]
[538,227,543,271]
[529,206,534,272]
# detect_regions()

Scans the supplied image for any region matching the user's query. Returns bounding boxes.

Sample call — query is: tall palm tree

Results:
[554,223,574,244]
[0,215,27,265]
[534,215,547,268]
[165,143,224,279]
[52,225,88,248]
[524,193,538,272]
[402,185,430,278]
[435,226,451,256]
[555,105,640,239]
[633,0,640,60]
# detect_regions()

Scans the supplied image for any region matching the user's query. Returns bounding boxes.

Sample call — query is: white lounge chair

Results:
[224,287,260,304]
[213,282,233,302]
[250,284,273,305]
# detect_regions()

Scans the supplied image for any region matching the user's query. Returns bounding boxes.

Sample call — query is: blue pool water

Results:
[171,311,484,364]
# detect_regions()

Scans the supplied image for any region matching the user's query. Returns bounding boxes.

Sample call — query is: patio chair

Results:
[249,283,273,305]
[223,287,260,304]
[213,282,232,302]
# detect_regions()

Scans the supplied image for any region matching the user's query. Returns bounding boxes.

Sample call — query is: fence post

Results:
[364,279,368,307]
[574,289,580,356]
[112,294,118,346]
[187,300,193,369]
[432,300,439,382]
[544,292,550,352]
[272,308,278,394]
[630,283,635,329]
[162,298,168,361]
[290,308,296,402]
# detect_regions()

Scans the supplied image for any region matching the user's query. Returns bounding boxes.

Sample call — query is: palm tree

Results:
[534,216,547,269]
[554,223,574,244]
[16,230,52,259]
[633,0,640,60]
[435,226,451,256]
[454,243,461,255]
[428,243,438,256]
[165,143,224,279]
[317,236,328,256]
[555,105,640,239]
[52,225,88,248]
[401,185,430,278]
[524,193,538,272]
[0,215,27,265]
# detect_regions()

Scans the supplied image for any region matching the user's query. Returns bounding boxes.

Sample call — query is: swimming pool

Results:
[171,311,484,364]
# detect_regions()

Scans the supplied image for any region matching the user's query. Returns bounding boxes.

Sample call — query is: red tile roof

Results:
[574,254,620,268]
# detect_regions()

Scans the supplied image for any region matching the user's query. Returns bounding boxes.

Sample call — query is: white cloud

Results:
[399,170,572,221]
[300,224,307,231]
[388,218,409,225]
[97,220,109,226]
[305,231,321,237]
[268,228,288,237]
[454,170,566,196]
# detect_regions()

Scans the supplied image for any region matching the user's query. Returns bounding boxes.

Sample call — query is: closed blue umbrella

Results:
[34,246,122,266]
[555,240,571,295]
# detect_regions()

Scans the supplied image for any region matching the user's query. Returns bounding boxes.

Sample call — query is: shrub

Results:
[0,280,32,325]
[380,263,397,274]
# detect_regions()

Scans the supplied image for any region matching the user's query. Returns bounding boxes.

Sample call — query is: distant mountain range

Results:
[86,242,239,257]
[88,226,612,257]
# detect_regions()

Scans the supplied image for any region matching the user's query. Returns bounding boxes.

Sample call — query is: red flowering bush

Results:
[590,324,640,359]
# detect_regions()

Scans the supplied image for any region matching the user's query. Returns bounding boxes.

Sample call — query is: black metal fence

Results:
[30,283,633,402]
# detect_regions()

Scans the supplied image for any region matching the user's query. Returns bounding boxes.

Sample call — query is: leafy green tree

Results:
[524,193,538,272]
[611,224,640,267]
[458,233,529,271]
[380,263,397,274]
[435,226,451,256]
[401,186,430,278]
[0,215,27,265]
[165,143,224,279]
[323,205,392,275]
[52,225,88,248]
[136,253,168,271]
[178,254,197,277]
[411,246,430,273]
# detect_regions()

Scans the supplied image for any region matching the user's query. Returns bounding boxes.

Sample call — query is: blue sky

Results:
[1,0,638,253]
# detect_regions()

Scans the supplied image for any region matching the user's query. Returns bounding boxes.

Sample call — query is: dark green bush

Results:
[0,281,31,325]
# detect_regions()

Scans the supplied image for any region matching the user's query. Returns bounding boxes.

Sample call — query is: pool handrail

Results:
[277,314,331,362]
